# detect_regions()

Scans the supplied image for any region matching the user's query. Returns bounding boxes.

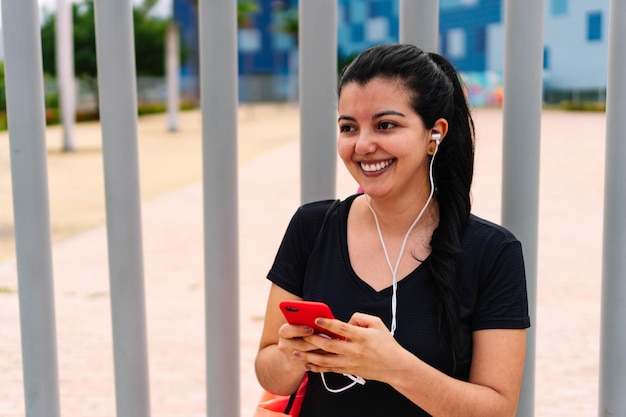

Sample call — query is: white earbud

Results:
[432,133,441,145]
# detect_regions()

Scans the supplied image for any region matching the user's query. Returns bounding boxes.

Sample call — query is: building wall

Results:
[439,0,500,72]
[336,0,399,58]
[542,0,609,90]
[172,0,610,103]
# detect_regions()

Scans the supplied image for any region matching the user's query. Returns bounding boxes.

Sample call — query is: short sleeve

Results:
[266,200,336,297]
[471,239,531,331]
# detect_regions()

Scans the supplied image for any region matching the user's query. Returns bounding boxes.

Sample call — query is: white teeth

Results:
[361,159,392,172]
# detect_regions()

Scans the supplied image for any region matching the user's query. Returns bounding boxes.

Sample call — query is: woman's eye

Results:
[378,121,397,130]
[339,125,355,133]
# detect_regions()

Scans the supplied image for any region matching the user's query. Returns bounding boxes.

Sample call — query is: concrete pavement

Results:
[0,107,607,416]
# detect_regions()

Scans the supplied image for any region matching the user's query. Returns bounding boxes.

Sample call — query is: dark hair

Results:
[338,44,475,366]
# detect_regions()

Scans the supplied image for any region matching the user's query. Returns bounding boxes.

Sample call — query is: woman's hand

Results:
[276,322,326,372]
[294,312,405,383]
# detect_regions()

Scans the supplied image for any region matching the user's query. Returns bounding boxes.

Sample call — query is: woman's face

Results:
[337,77,433,199]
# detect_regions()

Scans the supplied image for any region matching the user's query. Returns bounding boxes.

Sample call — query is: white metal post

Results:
[198,1,241,416]
[56,0,76,151]
[599,1,626,415]
[399,0,439,52]
[167,22,180,132]
[299,0,337,204]
[0,0,61,416]
[93,1,152,416]
[501,1,544,416]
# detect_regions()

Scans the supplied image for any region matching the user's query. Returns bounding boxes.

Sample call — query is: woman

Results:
[255,44,530,417]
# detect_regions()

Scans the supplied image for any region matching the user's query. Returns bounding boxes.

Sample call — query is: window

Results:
[238,28,261,53]
[587,12,602,41]
[551,0,567,16]
[475,27,486,54]
[441,0,478,10]
[544,47,550,70]
[365,17,389,43]
[447,29,466,58]
[370,0,394,16]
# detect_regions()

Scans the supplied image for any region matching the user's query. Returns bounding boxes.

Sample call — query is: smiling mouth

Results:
[360,159,395,172]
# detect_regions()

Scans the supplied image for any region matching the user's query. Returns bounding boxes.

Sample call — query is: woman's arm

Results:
[300,313,526,417]
[255,284,314,395]
[390,328,526,417]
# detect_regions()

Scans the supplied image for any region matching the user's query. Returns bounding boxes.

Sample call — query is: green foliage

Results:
[40,0,172,79]
[73,3,97,79]
[138,0,161,15]
[557,101,606,112]
[133,9,170,76]
[0,61,6,112]
[275,6,298,40]
[237,0,261,27]
[136,100,196,116]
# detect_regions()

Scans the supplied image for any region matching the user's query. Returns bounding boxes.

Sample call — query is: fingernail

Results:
[293,351,301,358]
[303,327,314,335]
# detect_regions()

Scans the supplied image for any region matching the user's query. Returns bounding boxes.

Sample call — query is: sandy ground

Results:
[0,104,299,263]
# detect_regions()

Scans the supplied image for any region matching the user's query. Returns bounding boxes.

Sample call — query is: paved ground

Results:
[0,105,607,416]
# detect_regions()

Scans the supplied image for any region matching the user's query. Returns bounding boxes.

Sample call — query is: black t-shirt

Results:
[267,195,530,417]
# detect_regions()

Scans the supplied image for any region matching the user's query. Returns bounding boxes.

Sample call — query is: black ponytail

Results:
[425,52,475,367]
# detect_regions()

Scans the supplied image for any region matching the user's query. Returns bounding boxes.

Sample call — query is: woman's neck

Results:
[361,192,439,237]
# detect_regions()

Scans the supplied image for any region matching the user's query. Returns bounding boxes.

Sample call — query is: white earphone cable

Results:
[364,142,438,336]
[320,139,439,394]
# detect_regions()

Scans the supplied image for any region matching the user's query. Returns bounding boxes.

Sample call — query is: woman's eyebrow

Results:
[338,110,405,123]
[372,110,405,119]
[338,115,356,122]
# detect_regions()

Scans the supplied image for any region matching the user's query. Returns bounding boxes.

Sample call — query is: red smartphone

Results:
[279,300,343,340]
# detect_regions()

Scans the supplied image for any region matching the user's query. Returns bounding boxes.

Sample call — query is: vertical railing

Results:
[399,0,439,52]
[299,0,338,204]
[93,1,152,417]
[1,1,61,416]
[56,0,76,152]
[198,1,241,416]
[501,1,544,416]
[167,22,180,132]
[599,0,626,415]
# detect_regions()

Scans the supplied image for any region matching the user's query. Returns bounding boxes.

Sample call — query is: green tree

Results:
[275,6,298,43]
[133,8,170,76]
[0,61,6,113]
[40,0,171,116]
[41,1,171,77]
[0,61,7,129]
[237,0,261,27]
[138,0,161,15]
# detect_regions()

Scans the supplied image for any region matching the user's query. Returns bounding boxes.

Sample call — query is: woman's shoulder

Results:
[463,214,520,247]
[298,199,339,216]
[296,194,358,221]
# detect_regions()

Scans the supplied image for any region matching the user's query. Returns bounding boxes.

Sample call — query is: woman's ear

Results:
[431,118,449,145]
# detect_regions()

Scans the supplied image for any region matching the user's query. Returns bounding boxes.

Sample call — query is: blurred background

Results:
[0,0,609,133]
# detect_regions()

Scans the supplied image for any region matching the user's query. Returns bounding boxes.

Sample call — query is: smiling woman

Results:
[255,44,530,417]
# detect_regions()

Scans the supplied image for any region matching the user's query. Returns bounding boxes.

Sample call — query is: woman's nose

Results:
[354,131,376,155]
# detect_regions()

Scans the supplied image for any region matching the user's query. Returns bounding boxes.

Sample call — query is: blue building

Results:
[173,0,610,105]
[541,0,609,102]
